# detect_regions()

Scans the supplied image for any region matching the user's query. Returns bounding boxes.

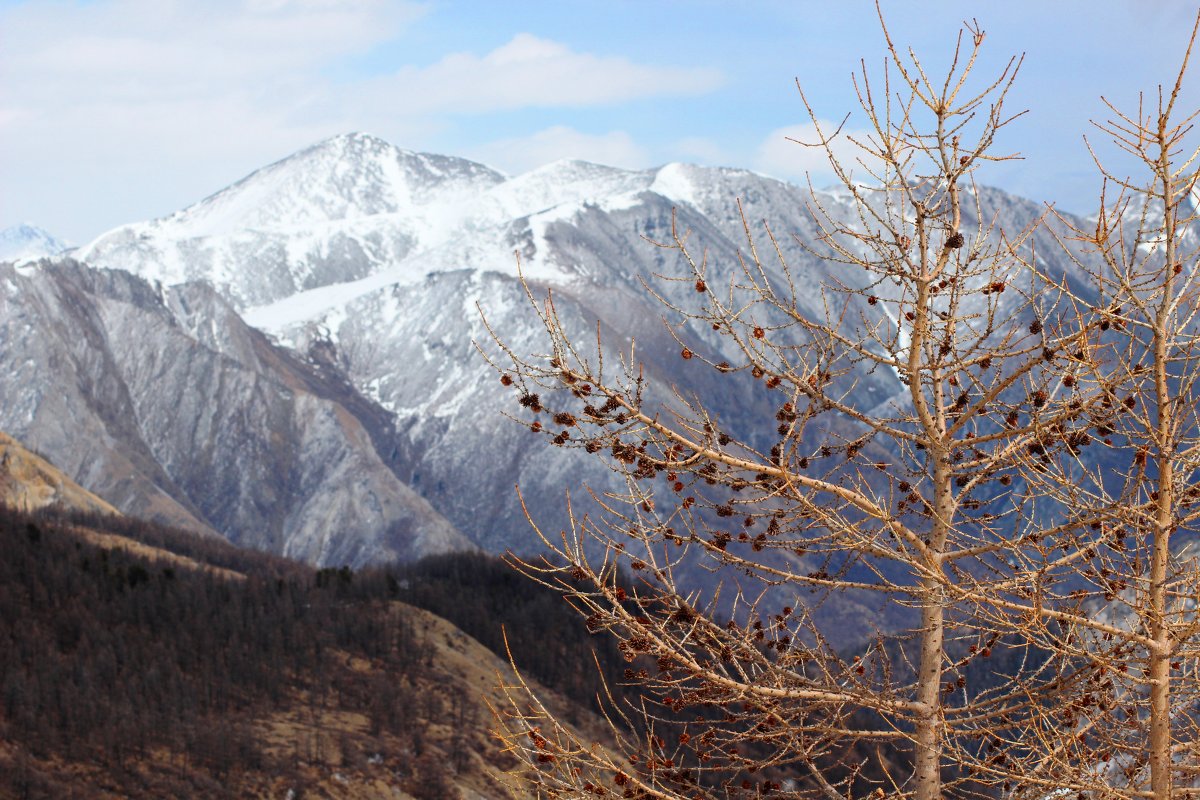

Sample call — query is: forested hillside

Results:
[0,505,622,798]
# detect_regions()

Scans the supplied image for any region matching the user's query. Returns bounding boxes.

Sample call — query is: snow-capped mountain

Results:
[79,133,506,308]
[75,132,1072,567]
[0,224,68,262]
[79,136,832,552]
[81,133,840,318]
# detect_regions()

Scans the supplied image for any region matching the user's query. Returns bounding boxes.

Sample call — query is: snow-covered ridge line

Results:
[74,132,810,316]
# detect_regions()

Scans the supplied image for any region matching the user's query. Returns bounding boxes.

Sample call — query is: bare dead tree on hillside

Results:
[485,13,1111,800]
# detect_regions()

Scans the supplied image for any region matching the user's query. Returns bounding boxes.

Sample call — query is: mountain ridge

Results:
[78,132,810,315]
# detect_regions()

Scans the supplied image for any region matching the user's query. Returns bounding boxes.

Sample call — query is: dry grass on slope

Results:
[0,431,118,516]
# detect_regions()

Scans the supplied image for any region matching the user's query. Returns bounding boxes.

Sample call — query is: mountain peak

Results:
[174,133,504,235]
[306,131,411,161]
[323,130,389,146]
[89,134,506,243]
[0,224,69,262]
[76,134,508,305]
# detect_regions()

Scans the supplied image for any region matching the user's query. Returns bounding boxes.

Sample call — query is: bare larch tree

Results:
[485,12,1115,800]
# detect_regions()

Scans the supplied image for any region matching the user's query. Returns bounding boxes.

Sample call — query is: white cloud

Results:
[7,0,420,103]
[754,121,879,188]
[469,126,650,175]
[356,33,724,115]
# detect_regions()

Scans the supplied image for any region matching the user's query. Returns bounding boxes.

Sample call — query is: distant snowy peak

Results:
[0,224,69,262]
[462,160,803,243]
[653,161,776,204]
[169,132,507,236]
[75,133,509,307]
[486,158,651,217]
[87,132,505,242]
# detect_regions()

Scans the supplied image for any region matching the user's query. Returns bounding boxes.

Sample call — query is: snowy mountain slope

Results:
[237,163,841,335]
[0,258,470,566]
[82,133,837,321]
[0,224,68,262]
[266,187,903,555]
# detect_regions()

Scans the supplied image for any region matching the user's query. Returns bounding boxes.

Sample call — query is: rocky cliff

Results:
[0,259,469,565]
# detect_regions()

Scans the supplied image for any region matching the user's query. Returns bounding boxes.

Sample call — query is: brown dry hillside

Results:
[0,431,118,515]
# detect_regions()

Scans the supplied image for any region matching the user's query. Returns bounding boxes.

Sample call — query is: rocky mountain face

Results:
[0,259,469,566]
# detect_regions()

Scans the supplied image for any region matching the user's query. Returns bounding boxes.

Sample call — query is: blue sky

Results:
[2,0,1198,243]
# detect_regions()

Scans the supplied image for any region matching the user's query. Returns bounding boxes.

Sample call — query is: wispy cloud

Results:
[6,0,419,105]
[1,0,426,236]
[362,33,724,115]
